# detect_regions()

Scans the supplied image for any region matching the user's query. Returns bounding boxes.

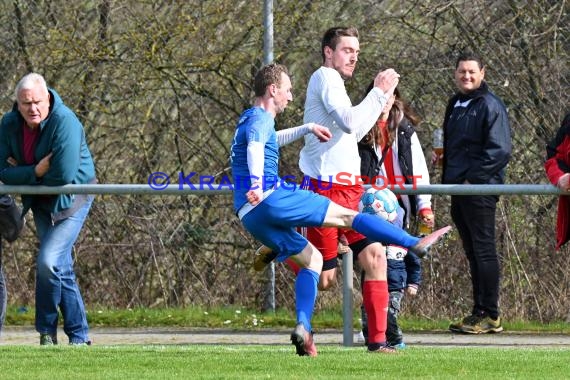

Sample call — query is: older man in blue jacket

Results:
[0,73,96,345]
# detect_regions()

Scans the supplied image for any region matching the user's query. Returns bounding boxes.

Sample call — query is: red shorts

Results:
[303,178,366,264]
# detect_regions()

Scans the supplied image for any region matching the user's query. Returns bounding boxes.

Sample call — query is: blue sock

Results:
[352,213,420,247]
[295,268,319,332]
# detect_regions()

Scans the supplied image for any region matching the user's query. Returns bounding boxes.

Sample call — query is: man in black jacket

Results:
[442,52,512,334]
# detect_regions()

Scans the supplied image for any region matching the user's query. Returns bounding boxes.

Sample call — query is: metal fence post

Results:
[342,250,354,346]
[262,0,276,313]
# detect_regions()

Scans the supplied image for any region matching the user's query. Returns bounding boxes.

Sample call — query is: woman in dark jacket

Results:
[357,84,433,348]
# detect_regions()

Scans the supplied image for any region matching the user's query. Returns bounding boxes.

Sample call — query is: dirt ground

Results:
[2,326,570,347]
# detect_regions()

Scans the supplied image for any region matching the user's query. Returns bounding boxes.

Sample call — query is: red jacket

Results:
[544,113,570,249]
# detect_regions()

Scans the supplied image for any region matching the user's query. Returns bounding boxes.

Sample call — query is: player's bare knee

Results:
[300,243,323,272]
[358,243,387,274]
[318,270,336,290]
[323,202,357,227]
[318,280,331,291]
[308,256,323,273]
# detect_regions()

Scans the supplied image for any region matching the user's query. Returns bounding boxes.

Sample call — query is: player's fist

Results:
[246,181,263,206]
[309,123,332,142]
[373,68,400,96]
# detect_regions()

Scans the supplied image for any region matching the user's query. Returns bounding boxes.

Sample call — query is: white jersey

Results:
[300,66,387,184]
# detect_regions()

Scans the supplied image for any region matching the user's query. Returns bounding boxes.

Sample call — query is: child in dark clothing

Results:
[359,207,422,348]
[383,243,421,348]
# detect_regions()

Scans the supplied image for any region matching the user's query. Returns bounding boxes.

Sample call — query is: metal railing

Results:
[0,183,562,195]
[1,183,564,346]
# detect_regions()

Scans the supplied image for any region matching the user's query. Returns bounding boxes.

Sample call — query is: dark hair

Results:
[253,63,289,97]
[361,81,422,148]
[455,51,484,69]
[321,26,359,62]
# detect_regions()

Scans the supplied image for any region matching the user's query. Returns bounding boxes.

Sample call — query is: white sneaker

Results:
[355,330,366,343]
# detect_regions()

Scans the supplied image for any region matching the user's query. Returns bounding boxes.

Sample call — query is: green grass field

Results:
[6,305,570,333]
[1,344,569,379]
[3,306,570,379]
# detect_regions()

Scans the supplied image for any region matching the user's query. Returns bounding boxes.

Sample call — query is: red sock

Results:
[285,258,301,275]
[362,280,388,345]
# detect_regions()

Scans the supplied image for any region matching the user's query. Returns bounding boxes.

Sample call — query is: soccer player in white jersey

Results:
[300,26,403,353]
[231,63,450,356]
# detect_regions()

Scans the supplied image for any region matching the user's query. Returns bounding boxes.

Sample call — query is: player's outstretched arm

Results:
[276,123,331,146]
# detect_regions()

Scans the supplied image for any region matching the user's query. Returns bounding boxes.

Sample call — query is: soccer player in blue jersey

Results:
[230,63,450,357]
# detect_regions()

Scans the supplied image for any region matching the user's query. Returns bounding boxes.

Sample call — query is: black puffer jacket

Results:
[358,118,418,217]
[441,82,512,185]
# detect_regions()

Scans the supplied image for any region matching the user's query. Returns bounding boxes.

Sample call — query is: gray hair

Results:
[15,73,48,100]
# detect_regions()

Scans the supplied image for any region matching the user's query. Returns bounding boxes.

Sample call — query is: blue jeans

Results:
[33,197,93,344]
[0,265,6,334]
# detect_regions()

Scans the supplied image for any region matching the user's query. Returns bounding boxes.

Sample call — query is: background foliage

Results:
[0,0,568,322]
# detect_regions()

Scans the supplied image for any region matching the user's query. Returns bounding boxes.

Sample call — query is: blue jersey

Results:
[230,107,281,212]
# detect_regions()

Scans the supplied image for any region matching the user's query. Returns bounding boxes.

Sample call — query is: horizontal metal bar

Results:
[0,183,564,196]
[384,184,563,196]
[0,184,232,195]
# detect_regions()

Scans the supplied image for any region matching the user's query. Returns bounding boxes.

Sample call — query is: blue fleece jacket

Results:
[0,89,96,219]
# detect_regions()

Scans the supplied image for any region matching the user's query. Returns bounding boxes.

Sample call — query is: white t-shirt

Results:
[300,66,387,184]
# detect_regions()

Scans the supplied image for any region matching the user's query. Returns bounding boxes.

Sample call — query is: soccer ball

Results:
[358,187,400,222]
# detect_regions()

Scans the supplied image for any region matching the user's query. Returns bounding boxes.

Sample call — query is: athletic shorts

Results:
[303,178,372,268]
[240,186,330,262]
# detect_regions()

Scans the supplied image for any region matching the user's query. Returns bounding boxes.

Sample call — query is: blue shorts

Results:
[241,186,330,261]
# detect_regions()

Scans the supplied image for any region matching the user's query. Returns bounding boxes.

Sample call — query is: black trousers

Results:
[450,195,500,319]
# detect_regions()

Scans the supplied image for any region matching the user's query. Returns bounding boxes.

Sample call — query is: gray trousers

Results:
[386,290,404,345]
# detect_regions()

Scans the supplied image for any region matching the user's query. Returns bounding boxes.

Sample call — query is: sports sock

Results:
[352,213,419,247]
[295,268,319,332]
[285,258,301,275]
[363,280,389,346]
